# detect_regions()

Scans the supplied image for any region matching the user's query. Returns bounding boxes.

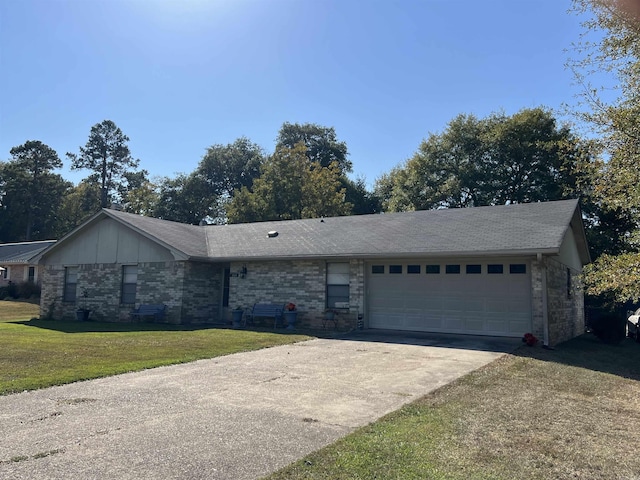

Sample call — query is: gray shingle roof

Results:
[103,209,208,258]
[203,199,584,260]
[57,199,585,263]
[0,241,56,263]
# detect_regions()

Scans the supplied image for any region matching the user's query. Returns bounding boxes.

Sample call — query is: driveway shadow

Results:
[513,333,640,381]
[336,330,640,381]
[337,329,522,353]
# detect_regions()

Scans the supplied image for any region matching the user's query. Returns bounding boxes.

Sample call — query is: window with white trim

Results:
[121,265,138,304]
[63,267,78,303]
[327,262,350,308]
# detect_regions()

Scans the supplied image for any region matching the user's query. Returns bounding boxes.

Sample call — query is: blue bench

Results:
[130,304,167,322]
[247,303,285,329]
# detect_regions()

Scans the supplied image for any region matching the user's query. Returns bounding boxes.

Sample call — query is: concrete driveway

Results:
[0,331,519,480]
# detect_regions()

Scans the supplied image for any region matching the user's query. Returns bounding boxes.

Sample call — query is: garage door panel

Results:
[464,316,485,332]
[423,312,442,328]
[404,297,425,309]
[424,297,444,309]
[508,314,531,333]
[508,299,530,313]
[368,261,532,337]
[404,314,425,329]
[486,318,509,333]
[486,299,508,313]
[442,315,464,330]
[443,296,465,311]
[370,312,404,329]
[463,298,485,312]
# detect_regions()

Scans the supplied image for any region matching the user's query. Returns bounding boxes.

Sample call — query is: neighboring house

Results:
[37,199,590,346]
[0,240,56,286]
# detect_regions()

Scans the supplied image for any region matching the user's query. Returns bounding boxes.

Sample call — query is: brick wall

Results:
[230,259,364,330]
[40,261,224,324]
[180,262,224,324]
[40,266,66,319]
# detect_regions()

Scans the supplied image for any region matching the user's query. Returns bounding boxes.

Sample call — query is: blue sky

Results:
[0,0,593,188]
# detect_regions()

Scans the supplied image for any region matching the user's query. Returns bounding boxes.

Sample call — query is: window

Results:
[1,267,7,279]
[509,264,527,274]
[63,267,78,303]
[407,265,421,274]
[426,265,440,274]
[466,264,481,274]
[327,262,349,308]
[121,265,138,304]
[371,265,385,274]
[28,267,35,283]
[446,264,460,274]
[389,265,402,274]
[488,264,503,274]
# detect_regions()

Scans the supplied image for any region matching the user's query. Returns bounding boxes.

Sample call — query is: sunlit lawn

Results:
[0,300,309,395]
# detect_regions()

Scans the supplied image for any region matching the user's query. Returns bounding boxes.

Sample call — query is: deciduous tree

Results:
[374,108,596,212]
[569,0,640,304]
[227,143,351,223]
[196,137,264,198]
[276,122,352,173]
[154,174,214,224]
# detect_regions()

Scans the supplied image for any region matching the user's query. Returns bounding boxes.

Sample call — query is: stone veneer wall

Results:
[529,257,585,346]
[530,259,546,341]
[40,261,223,324]
[230,259,364,330]
[546,257,585,345]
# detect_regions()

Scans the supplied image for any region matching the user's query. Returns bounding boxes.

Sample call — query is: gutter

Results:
[195,248,561,264]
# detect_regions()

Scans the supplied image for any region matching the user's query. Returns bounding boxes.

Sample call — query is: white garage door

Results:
[367,260,531,337]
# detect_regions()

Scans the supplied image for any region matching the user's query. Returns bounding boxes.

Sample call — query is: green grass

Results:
[268,335,640,480]
[0,300,310,395]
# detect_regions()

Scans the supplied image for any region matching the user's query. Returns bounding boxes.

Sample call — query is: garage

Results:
[367,259,532,337]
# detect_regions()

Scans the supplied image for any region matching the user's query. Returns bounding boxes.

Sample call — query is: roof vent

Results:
[267,231,278,238]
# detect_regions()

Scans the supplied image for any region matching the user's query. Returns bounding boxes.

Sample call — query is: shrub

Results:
[0,282,41,300]
[6,282,18,299]
[17,281,41,299]
[588,308,626,344]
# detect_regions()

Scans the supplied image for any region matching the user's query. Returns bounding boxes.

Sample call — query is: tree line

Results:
[1,0,638,309]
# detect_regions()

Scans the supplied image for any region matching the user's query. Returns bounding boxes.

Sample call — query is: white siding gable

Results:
[558,228,582,271]
[43,218,174,265]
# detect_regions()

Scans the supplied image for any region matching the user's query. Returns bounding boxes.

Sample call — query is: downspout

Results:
[538,253,550,347]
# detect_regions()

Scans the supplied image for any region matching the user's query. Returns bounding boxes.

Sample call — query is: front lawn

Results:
[0,299,40,321]
[269,335,640,480]
[0,300,309,395]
